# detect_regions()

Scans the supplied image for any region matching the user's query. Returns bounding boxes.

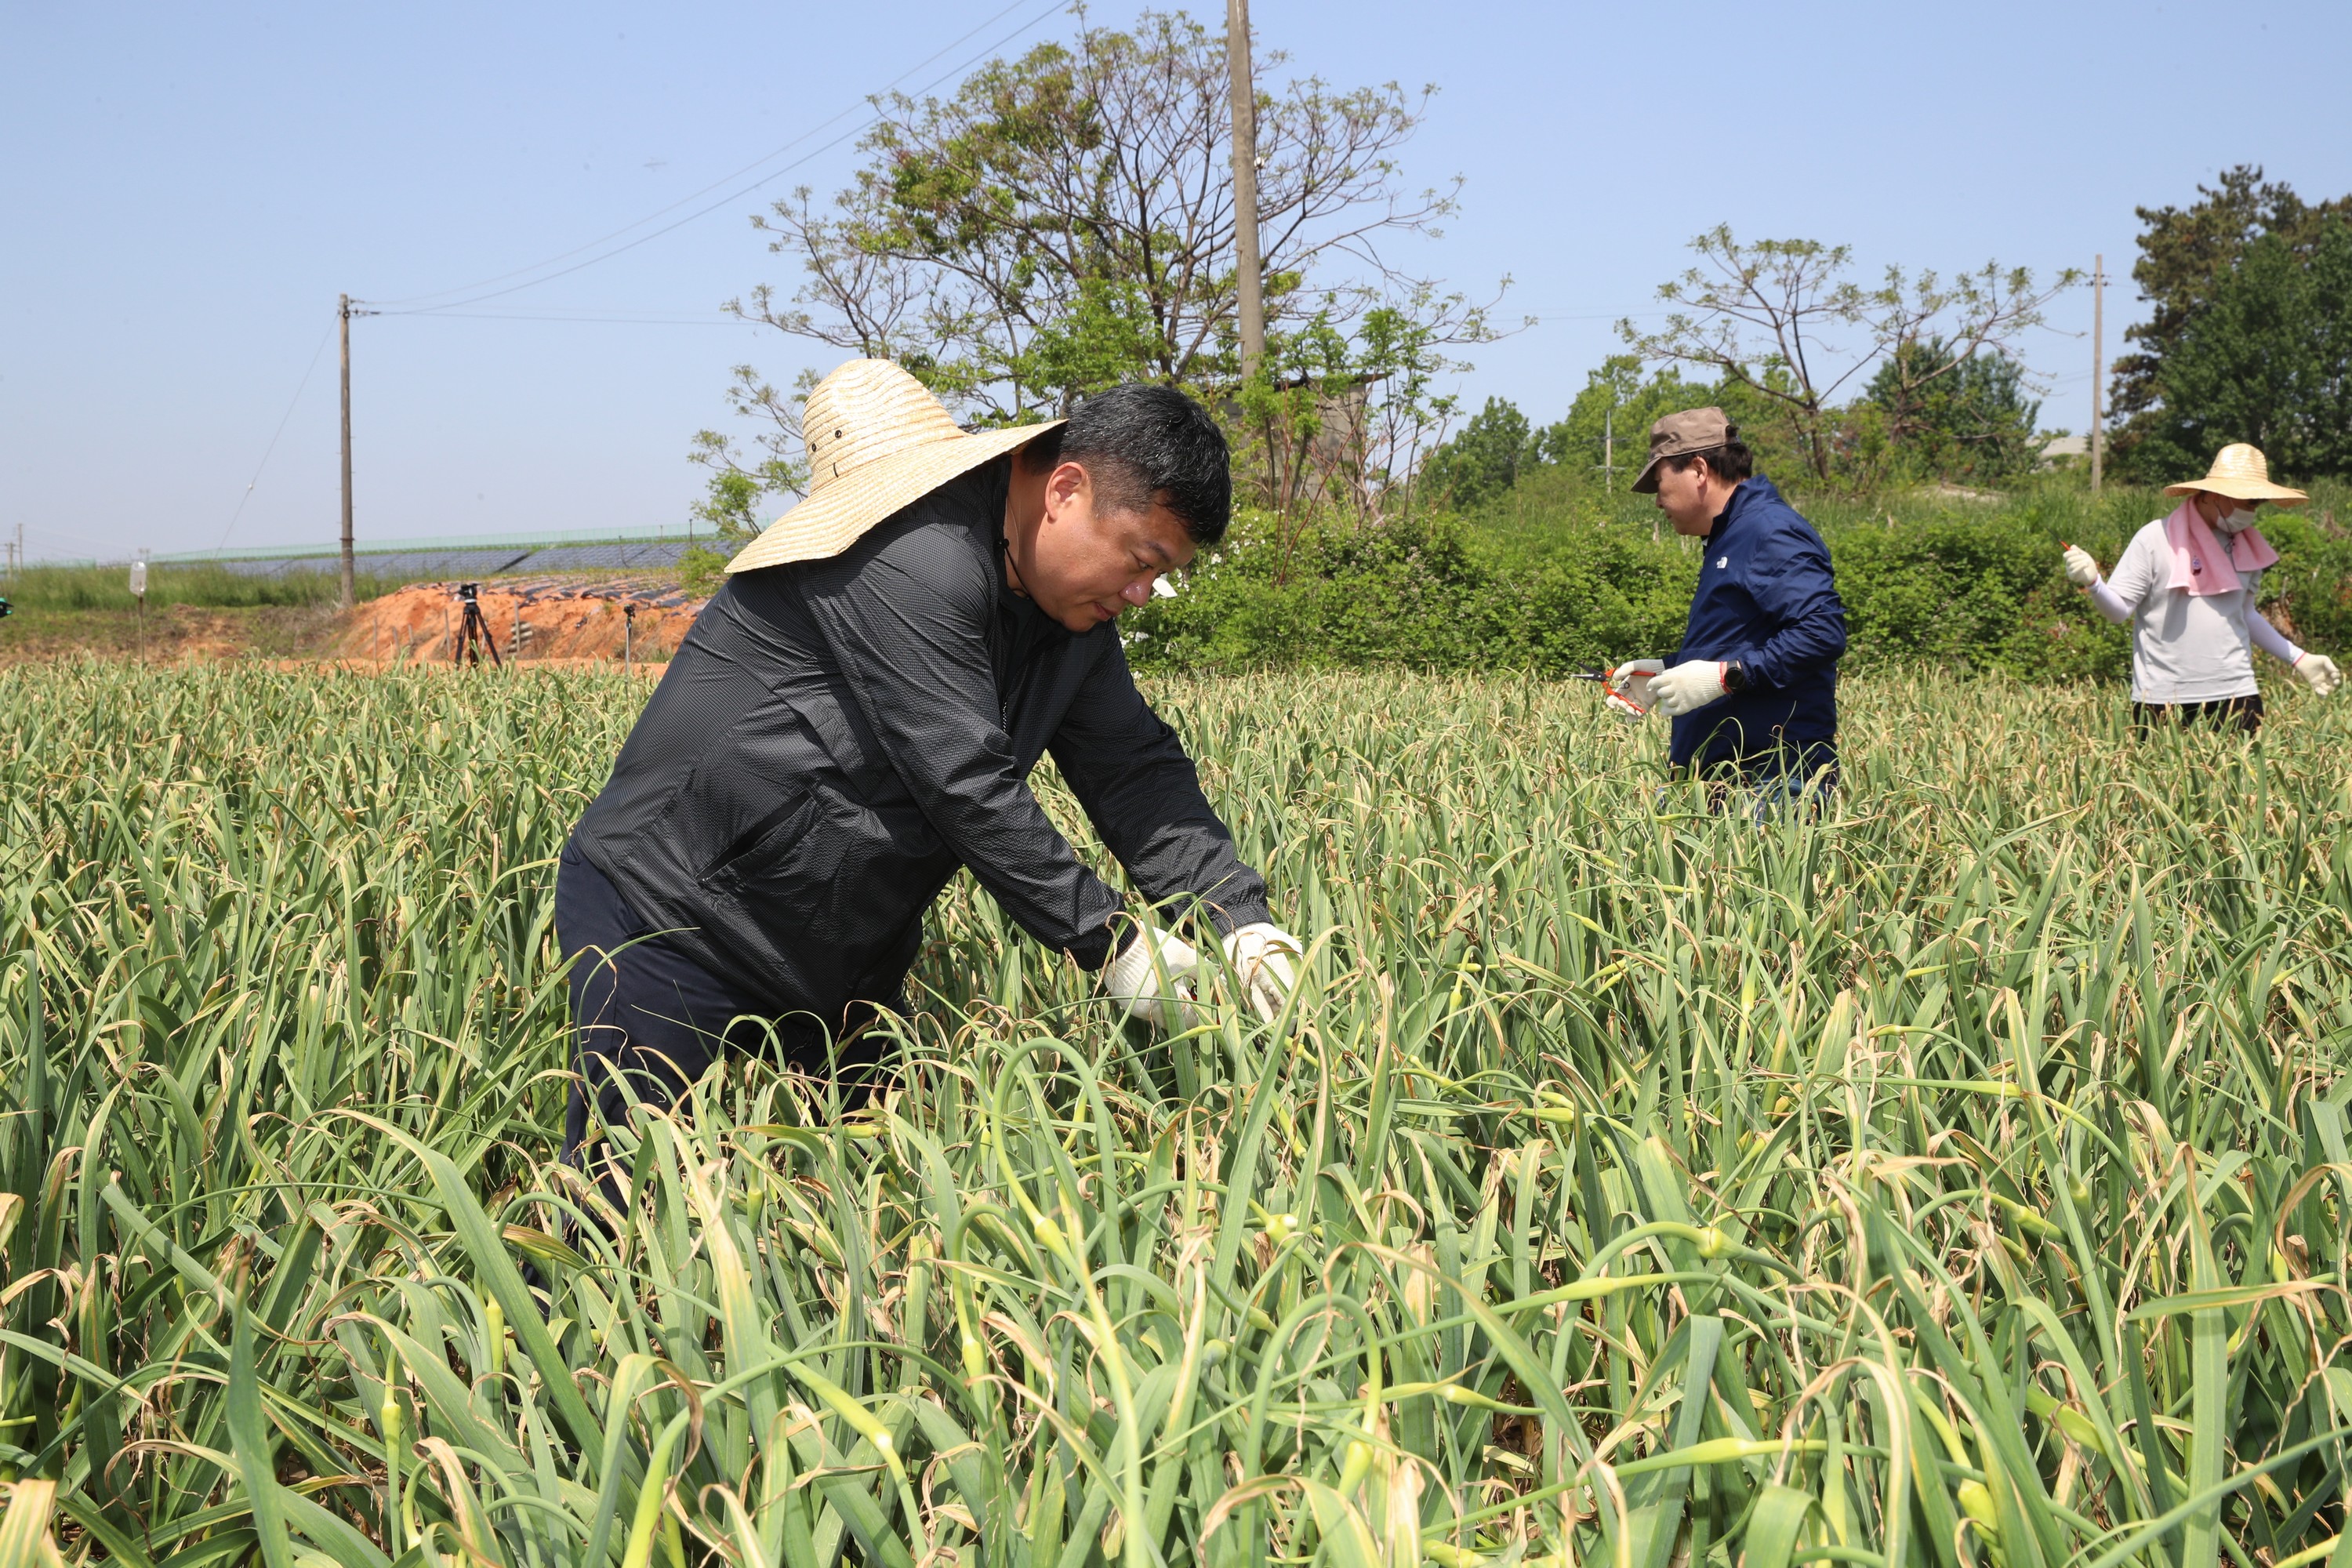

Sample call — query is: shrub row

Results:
[1125,473,2352,681]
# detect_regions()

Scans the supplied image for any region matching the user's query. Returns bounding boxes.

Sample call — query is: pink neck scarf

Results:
[2164,499,2278,595]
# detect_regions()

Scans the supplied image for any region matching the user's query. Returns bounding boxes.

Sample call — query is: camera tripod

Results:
[451,583,503,669]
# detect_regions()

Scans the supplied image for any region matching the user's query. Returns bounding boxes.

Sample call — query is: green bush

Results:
[2243,503,2352,652]
[1128,470,2352,681]
[1128,499,1699,676]
[1828,510,2130,681]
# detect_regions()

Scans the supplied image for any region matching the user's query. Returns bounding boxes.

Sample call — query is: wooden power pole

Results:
[1226,0,1265,380]
[339,293,356,609]
[2089,256,2104,496]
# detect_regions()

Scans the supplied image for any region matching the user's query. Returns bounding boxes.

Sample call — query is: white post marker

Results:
[129,553,148,663]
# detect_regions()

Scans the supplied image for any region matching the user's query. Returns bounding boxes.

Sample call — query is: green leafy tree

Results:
[1419,396,1530,510]
[2108,165,2350,473]
[1530,357,1719,488]
[737,10,1484,421]
[2129,217,2352,482]
[681,368,814,593]
[1236,287,1482,575]
[694,8,1512,540]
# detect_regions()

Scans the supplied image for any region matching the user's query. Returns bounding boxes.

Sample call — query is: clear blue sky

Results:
[5,0,2346,562]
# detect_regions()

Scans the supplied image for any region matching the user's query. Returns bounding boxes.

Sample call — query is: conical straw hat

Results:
[727,358,1064,574]
[2161,442,2307,506]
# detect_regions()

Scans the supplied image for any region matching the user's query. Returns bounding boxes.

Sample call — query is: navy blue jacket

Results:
[1667,475,1846,771]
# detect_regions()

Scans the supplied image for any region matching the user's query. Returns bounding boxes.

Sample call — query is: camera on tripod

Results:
[449,582,503,669]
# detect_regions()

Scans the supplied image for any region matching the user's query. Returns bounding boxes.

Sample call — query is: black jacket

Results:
[570,457,1271,1022]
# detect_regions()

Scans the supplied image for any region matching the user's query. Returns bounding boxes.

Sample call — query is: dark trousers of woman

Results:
[554,844,884,1219]
[2132,694,2263,735]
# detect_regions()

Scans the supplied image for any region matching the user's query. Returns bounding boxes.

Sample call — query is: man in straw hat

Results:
[2062,442,2341,732]
[1610,408,1848,811]
[556,360,1301,1168]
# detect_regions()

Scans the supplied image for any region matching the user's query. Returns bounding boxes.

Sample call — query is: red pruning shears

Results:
[1571,666,1655,718]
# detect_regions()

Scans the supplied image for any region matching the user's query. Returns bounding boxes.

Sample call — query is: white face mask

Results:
[2213,504,2257,534]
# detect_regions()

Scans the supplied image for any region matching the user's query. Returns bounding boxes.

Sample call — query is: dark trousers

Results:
[555,844,884,1199]
[1672,744,1838,821]
[2132,694,2262,735]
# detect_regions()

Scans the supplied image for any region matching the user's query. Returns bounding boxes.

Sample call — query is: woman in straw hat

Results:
[2062,442,2341,732]
[556,361,1302,1190]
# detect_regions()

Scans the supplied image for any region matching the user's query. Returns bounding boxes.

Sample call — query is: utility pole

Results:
[339,294,355,609]
[2089,255,2104,497]
[1225,0,1265,381]
[339,293,357,609]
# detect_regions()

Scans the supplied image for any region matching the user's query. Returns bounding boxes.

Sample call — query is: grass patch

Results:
[1,561,399,611]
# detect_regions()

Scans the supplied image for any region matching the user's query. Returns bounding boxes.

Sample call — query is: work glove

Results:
[1608,659,1664,720]
[1221,922,1304,1023]
[2062,545,2102,589]
[1104,924,1199,1029]
[1650,660,1730,718]
[2292,652,2343,698]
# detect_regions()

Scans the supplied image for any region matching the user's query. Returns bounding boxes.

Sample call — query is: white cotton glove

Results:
[1650,660,1730,717]
[2062,545,2103,589]
[1221,922,1303,1023]
[2292,652,2343,698]
[1608,659,1664,720]
[1104,924,1199,1029]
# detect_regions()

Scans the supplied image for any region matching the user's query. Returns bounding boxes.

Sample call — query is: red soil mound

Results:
[336,579,704,665]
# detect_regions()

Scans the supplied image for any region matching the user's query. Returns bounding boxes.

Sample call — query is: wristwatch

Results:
[1721,659,1750,695]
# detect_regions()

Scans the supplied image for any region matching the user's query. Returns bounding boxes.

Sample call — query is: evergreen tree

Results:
[2132,218,2352,482]
[2110,165,2350,476]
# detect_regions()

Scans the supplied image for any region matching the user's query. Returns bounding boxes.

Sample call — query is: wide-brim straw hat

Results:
[727,358,1064,574]
[2161,442,2307,506]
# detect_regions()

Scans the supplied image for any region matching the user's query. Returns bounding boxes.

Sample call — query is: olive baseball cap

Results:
[1630,407,1739,494]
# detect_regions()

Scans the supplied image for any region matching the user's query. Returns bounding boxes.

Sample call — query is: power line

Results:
[379,309,758,325]
[368,0,1066,316]
[14,523,147,561]
[216,322,336,550]
[369,0,1043,309]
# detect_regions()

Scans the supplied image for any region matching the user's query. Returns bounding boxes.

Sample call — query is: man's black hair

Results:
[1018,383,1232,544]
[1663,441,1755,486]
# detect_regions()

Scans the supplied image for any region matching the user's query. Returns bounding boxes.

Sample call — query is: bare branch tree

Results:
[1621,227,2076,484]
[1860,260,2082,448]
[1620,227,1868,483]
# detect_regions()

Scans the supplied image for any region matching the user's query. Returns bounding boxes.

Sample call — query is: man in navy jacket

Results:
[1617,408,1846,796]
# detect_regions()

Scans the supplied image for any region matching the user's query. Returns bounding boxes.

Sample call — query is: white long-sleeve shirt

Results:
[2088,519,2298,703]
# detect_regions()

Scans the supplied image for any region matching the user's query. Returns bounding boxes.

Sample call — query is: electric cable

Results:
[368,0,1064,314]
[216,322,336,550]
[377,309,754,325]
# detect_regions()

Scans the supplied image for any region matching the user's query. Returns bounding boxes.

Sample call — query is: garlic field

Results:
[2,662,2347,1568]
